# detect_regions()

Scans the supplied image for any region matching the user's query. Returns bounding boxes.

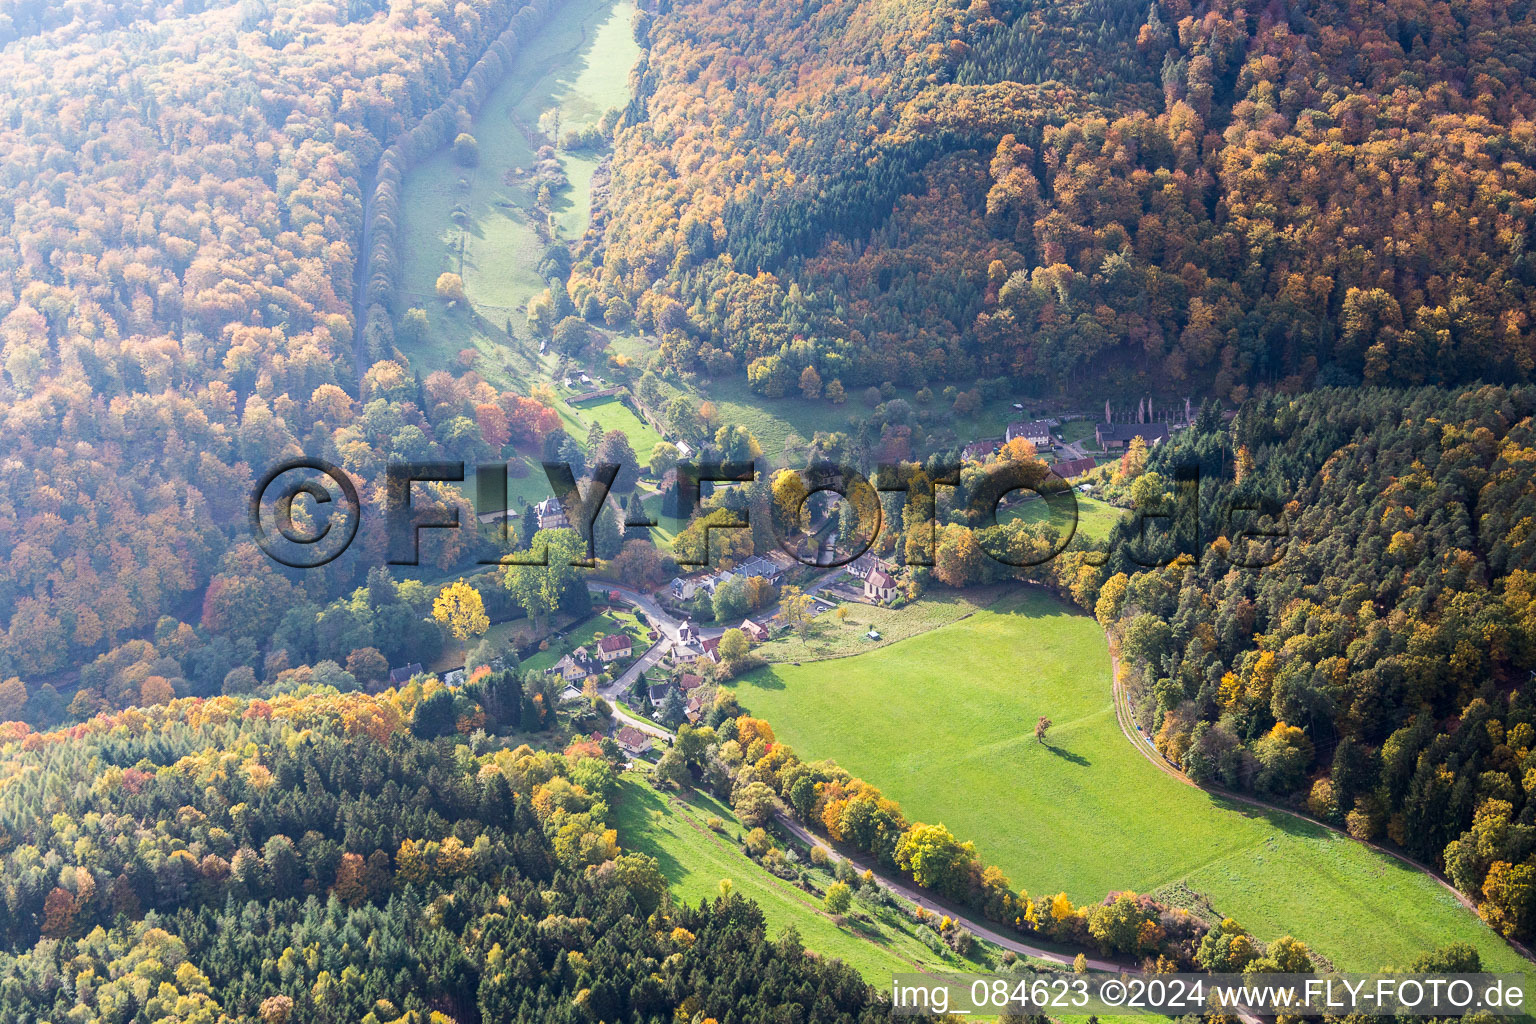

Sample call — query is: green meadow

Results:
[613,774,991,984]
[394,0,640,391]
[734,589,1528,976]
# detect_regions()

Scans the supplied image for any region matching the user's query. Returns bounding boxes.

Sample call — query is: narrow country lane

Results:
[774,812,1266,1022]
[771,813,1128,974]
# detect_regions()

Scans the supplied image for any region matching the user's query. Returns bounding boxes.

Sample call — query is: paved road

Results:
[588,567,850,704]
[586,580,695,701]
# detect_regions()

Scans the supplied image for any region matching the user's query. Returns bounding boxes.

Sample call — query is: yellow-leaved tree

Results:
[433,580,489,641]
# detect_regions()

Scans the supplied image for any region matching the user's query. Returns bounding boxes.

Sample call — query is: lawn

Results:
[568,395,663,452]
[999,493,1125,544]
[522,612,631,672]
[613,774,991,983]
[1057,419,1097,446]
[733,589,1529,976]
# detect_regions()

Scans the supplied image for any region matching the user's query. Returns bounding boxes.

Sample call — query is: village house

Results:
[685,694,705,724]
[668,622,719,666]
[847,552,897,587]
[962,440,999,463]
[388,663,423,686]
[647,681,671,705]
[596,633,632,663]
[615,725,652,757]
[671,637,718,666]
[552,648,598,683]
[1095,422,1170,451]
[733,555,786,582]
[846,552,879,580]
[1006,420,1053,447]
[739,618,770,643]
[1052,456,1097,479]
[535,496,569,530]
[865,566,899,602]
[679,673,705,691]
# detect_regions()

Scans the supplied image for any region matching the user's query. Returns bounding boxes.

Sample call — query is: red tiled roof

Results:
[1052,456,1097,479]
[598,634,632,652]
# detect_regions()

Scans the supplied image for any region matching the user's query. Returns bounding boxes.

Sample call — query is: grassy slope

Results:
[606,340,1059,465]
[757,585,1012,664]
[733,589,1526,975]
[613,774,989,983]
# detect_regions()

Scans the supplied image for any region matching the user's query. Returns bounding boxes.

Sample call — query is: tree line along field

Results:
[735,589,1528,976]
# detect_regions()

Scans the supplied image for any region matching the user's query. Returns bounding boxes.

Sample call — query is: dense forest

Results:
[0,0,579,682]
[1083,386,1536,941]
[575,0,1536,398]
[0,689,908,1023]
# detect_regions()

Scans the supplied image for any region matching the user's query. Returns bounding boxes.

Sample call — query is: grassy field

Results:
[613,774,993,983]
[733,589,1528,976]
[1057,420,1097,446]
[639,490,689,547]
[1000,493,1124,544]
[757,585,1014,663]
[604,345,1062,465]
[572,395,662,451]
[395,0,640,387]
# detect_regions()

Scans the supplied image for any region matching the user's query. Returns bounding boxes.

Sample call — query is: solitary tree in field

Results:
[436,272,466,303]
[1035,716,1052,743]
[453,132,480,166]
[823,881,852,915]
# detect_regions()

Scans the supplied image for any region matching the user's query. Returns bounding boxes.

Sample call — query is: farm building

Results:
[1095,422,1170,450]
[1052,456,1097,479]
[1006,420,1053,446]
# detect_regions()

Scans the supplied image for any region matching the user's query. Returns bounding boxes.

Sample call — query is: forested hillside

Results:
[0,0,574,682]
[0,691,903,1023]
[1094,386,1536,939]
[576,0,1536,397]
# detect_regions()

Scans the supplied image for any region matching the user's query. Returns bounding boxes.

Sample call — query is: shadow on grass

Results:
[1042,741,1090,766]
[740,666,787,691]
[612,778,689,882]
